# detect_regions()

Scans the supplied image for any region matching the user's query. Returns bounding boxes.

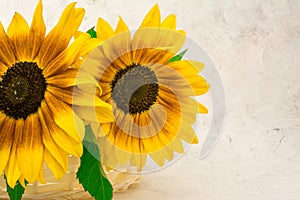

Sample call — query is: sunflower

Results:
[0,1,113,188]
[77,5,209,170]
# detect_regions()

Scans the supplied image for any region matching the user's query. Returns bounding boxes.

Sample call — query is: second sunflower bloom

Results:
[77,5,209,170]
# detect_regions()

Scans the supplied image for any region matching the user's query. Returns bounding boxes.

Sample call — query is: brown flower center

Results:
[111,63,159,115]
[0,61,47,119]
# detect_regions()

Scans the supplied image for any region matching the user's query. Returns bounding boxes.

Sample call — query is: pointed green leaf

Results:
[6,180,27,200]
[87,27,97,38]
[77,125,113,200]
[168,49,188,63]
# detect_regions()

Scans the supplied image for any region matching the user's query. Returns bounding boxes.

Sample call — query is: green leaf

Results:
[77,125,113,200]
[87,27,97,38]
[168,49,188,63]
[6,180,27,200]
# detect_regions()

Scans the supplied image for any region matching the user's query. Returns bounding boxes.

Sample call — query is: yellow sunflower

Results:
[0,1,112,188]
[77,5,209,170]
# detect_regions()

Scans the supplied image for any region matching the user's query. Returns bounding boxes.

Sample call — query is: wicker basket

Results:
[0,156,141,200]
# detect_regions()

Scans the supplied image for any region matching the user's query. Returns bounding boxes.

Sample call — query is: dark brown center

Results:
[0,61,47,119]
[110,63,159,115]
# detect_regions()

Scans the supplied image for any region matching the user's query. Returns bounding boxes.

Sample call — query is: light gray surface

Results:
[0,0,299,199]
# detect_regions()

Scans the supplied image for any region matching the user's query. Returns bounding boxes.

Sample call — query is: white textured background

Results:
[1,0,300,199]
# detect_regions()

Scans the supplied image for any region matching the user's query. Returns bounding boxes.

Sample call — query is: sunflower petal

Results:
[43,33,101,77]
[46,68,79,87]
[73,89,112,107]
[149,151,165,167]
[18,175,26,188]
[17,114,43,183]
[100,30,132,67]
[41,102,83,157]
[131,153,147,171]
[161,14,176,29]
[96,17,114,41]
[115,16,130,34]
[0,22,16,67]
[5,119,23,188]
[115,147,132,166]
[198,102,208,114]
[45,92,84,141]
[167,137,184,153]
[28,0,46,60]
[99,123,112,137]
[7,12,29,60]
[47,86,73,105]
[140,4,160,28]
[38,3,84,67]
[37,164,46,184]
[75,105,114,124]
[168,60,205,73]
[179,122,198,144]
[98,137,119,168]
[38,102,68,171]
[47,68,101,89]
[166,60,209,95]
[132,28,185,62]
[44,149,66,180]
[0,115,14,175]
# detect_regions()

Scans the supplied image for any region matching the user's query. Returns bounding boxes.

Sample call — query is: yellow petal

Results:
[114,147,132,166]
[198,102,208,114]
[45,92,84,142]
[7,12,29,60]
[38,101,68,171]
[131,153,147,171]
[74,35,102,58]
[38,3,84,67]
[132,28,185,60]
[75,105,114,124]
[96,17,114,41]
[79,46,112,78]
[179,122,198,144]
[47,86,73,105]
[17,114,43,183]
[0,115,14,174]
[167,137,184,154]
[187,76,210,96]
[5,119,23,188]
[115,16,129,34]
[140,4,160,28]
[44,148,66,180]
[5,152,21,188]
[167,60,209,95]
[37,163,46,184]
[7,13,29,38]
[51,126,83,157]
[149,151,165,167]
[98,137,119,168]
[99,123,112,136]
[149,147,174,164]
[90,122,100,137]
[0,22,17,67]
[73,88,111,107]
[18,175,26,187]
[42,107,82,157]
[74,30,85,39]
[177,30,186,36]
[101,31,132,67]
[28,0,46,60]
[161,14,176,29]
[46,68,79,87]
[43,33,100,77]
[169,60,205,72]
